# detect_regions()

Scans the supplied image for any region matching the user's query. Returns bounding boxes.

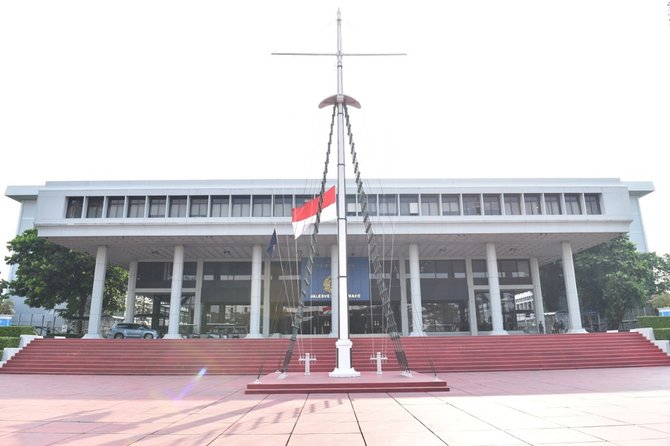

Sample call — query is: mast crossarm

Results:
[319,94,361,109]
[271,53,405,57]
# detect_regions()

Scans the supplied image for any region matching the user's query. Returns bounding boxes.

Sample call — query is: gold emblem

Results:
[323,275,332,294]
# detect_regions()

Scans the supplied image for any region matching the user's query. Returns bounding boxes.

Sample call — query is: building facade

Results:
[5,178,653,338]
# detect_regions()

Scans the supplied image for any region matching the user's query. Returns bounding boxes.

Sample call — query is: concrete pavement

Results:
[0,366,669,445]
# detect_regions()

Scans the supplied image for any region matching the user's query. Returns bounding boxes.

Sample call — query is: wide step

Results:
[1,332,669,375]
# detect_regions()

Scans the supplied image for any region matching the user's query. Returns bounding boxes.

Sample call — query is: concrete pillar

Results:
[262,257,271,337]
[398,257,409,336]
[530,257,546,333]
[83,245,107,339]
[247,245,263,338]
[330,245,339,337]
[409,244,425,336]
[465,257,478,335]
[164,245,184,339]
[486,243,507,335]
[561,242,587,333]
[124,261,137,323]
[193,260,204,335]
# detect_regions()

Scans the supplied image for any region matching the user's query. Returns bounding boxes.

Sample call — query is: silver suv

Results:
[108,323,160,339]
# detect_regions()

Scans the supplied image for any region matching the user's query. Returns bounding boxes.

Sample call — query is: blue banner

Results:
[301,257,370,303]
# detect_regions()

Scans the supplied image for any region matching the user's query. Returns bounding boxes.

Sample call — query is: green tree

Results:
[574,236,669,329]
[4,229,127,332]
[0,276,15,314]
[540,236,670,330]
[650,292,670,310]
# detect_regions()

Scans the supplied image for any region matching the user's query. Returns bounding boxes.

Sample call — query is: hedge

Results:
[654,328,670,340]
[637,316,670,329]
[0,337,20,349]
[0,326,36,337]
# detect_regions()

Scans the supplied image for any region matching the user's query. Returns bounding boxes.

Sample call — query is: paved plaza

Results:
[0,366,669,445]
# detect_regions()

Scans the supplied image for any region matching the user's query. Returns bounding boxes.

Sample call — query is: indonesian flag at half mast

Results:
[291,186,337,239]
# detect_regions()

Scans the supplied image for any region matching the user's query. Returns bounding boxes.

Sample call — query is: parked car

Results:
[108,323,160,339]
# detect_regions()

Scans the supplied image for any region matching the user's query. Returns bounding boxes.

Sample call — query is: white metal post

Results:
[330,10,359,377]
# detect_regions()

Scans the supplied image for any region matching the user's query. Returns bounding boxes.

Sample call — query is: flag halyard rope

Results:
[344,104,411,374]
[279,104,337,374]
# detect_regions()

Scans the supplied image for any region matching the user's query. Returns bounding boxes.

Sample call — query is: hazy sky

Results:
[2,1,670,279]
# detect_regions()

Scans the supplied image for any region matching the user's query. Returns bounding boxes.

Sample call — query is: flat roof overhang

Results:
[36,218,631,266]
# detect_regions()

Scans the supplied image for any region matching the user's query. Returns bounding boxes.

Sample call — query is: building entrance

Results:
[134,293,195,337]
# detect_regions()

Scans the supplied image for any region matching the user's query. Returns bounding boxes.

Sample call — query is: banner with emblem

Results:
[301,257,370,303]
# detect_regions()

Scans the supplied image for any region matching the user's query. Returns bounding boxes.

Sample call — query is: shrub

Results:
[0,326,36,337]
[637,316,670,329]
[637,316,670,340]
[0,337,20,349]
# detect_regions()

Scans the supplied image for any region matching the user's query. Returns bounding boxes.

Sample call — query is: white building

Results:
[5,177,653,338]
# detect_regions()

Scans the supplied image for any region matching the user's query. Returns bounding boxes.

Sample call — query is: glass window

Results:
[565,193,582,215]
[421,194,439,216]
[127,197,146,218]
[379,194,398,216]
[399,194,419,216]
[66,197,83,218]
[252,195,272,217]
[419,260,436,279]
[544,194,561,215]
[361,193,377,216]
[189,196,208,217]
[524,194,541,215]
[346,194,358,216]
[472,259,488,285]
[498,259,532,285]
[504,194,521,215]
[149,196,166,218]
[211,196,229,217]
[273,195,292,217]
[476,292,492,331]
[585,193,601,215]
[442,194,460,216]
[434,260,449,279]
[483,194,501,215]
[231,195,251,217]
[136,262,172,288]
[463,194,481,216]
[452,260,466,279]
[85,197,103,218]
[107,197,125,218]
[169,196,187,217]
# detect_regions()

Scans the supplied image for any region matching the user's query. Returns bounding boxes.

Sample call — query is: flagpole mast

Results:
[329,8,360,378]
[272,9,404,379]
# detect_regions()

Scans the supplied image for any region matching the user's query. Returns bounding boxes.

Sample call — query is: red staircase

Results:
[1,332,668,375]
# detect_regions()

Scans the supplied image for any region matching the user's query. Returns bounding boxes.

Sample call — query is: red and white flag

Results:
[291,186,337,239]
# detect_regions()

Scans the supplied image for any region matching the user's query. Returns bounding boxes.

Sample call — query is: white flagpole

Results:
[329,9,359,378]
[272,9,404,379]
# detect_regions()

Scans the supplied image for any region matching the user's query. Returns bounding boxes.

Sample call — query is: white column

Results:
[83,245,107,339]
[124,261,138,323]
[465,257,478,335]
[248,245,263,338]
[262,257,271,337]
[486,243,507,335]
[561,242,587,333]
[530,257,546,333]
[164,245,184,339]
[409,244,425,336]
[193,260,204,335]
[328,10,359,378]
[398,257,409,336]
[330,245,339,337]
